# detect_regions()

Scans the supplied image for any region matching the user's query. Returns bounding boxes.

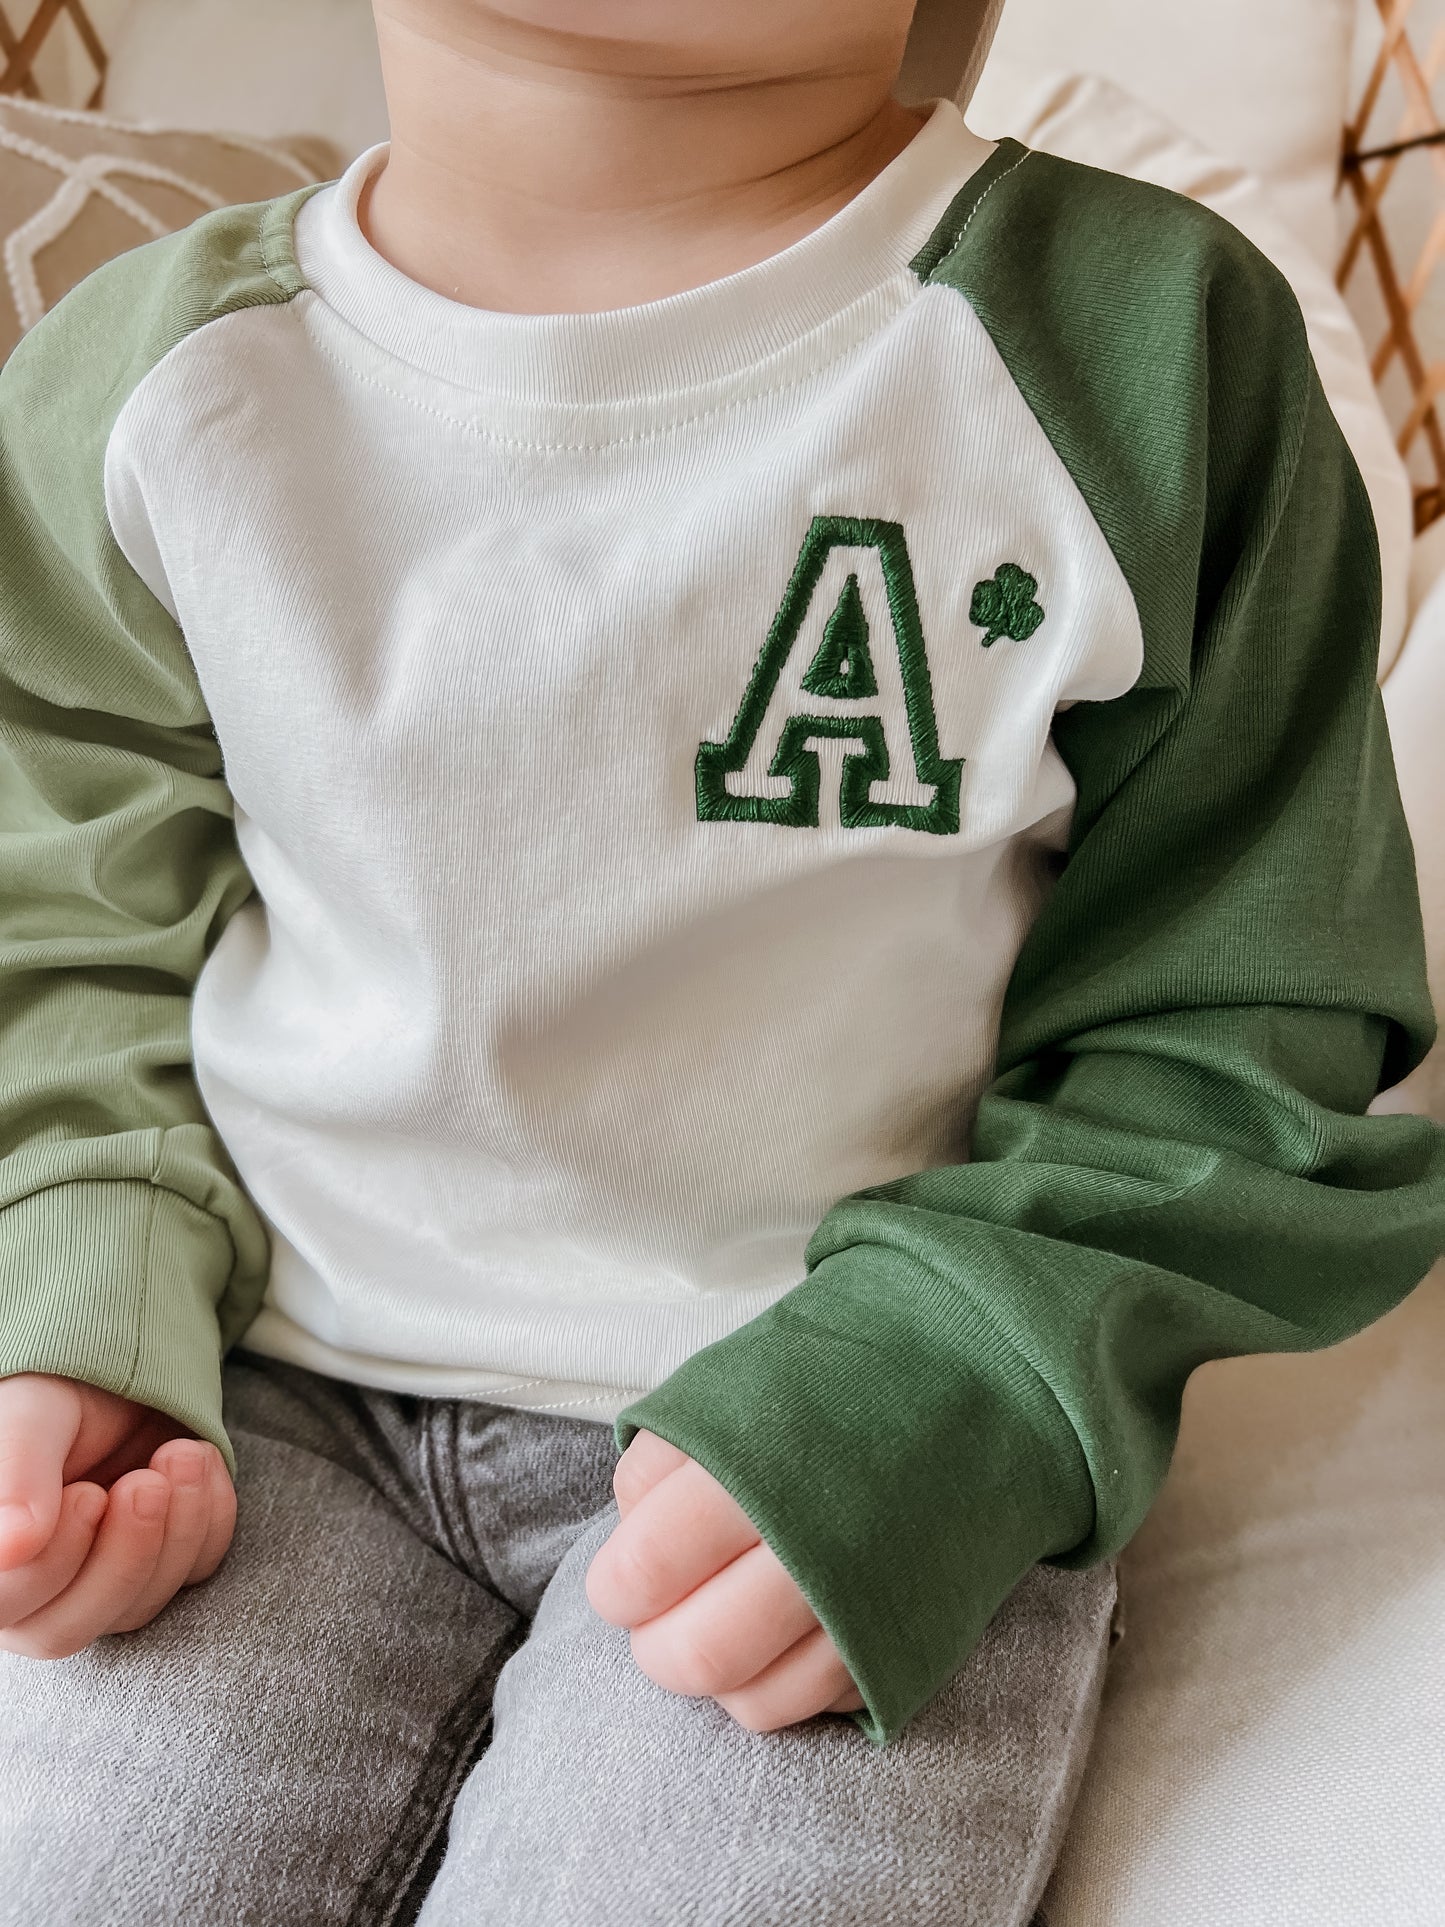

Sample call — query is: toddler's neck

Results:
[362,3,928,316]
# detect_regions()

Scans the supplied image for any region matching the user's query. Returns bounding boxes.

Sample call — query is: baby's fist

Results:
[585,1428,864,1733]
[0,1373,234,1659]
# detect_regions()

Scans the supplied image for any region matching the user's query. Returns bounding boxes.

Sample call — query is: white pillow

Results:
[1039,1263,1445,1927]
[1376,579,1445,1123]
[981,0,1355,275]
[966,56,1413,680]
[104,0,389,162]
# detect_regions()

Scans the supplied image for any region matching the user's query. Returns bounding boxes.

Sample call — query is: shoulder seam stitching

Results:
[258,202,287,296]
[912,148,1033,282]
[104,191,316,580]
[255,185,318,302]
[954,149,1032,251]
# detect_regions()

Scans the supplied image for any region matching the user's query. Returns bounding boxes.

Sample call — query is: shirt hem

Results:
[234,1307,642,1423]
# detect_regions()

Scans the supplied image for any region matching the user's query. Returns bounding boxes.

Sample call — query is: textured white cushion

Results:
[1376,575,1445,1123]
[103,0,389,162]
[981,0,1355,273]
[1039,1264,1445,1927]
[966,57,1413,679]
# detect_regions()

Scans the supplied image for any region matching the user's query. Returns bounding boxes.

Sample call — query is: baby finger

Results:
[0,1483,107,1633]
[710,1624,858,1735]
[181,1447,236,1587]
[0,1472,169,1660]
[104,1444,213,1633]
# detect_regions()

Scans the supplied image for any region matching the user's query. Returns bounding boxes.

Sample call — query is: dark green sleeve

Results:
[0,197,312,1470]
[614,149,1445,1748]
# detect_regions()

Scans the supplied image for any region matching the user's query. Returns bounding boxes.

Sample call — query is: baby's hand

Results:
[585,1429,865,1733]
[0,1373,234,1659]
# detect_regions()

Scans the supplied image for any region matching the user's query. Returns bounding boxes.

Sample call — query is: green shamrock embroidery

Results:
[970,563,1045,647]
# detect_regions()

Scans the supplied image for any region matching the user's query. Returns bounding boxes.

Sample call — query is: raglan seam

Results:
[949,149,1033,253]
[969,232,1315,870]
[101,196,316,631]
[258,205,289,297]
[905,145,1164,731]
[932,272,1155,713]
[8,206,296,1320]
[906,140,1033,281]
[258,189,316,298]
[909,149,1305,708]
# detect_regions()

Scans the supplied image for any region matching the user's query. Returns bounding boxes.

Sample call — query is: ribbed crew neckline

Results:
[293,97,1005,408]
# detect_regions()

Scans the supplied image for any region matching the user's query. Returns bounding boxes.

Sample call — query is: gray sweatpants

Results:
[0,1349,1118,1927]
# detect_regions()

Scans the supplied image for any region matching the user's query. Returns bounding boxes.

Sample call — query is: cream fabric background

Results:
[980,0,1356,269]
[103,0,389,159]
[1042,1266,1445,1927]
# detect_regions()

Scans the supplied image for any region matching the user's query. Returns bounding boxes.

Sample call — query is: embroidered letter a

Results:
[695,516,962,835]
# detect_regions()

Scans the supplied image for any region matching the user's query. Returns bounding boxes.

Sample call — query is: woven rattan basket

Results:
[4,0,1445,534]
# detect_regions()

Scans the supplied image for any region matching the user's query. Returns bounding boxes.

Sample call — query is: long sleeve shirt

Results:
[1,95,1442,1747]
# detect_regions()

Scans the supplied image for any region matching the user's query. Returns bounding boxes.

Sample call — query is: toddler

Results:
[1,0,1442,1921]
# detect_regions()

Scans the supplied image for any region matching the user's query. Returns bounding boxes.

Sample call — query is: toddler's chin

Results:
[443,0,918,76]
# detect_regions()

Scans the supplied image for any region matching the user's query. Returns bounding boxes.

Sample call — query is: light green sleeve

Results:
[615,145,1445,1747]
[0,194,314,1470]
